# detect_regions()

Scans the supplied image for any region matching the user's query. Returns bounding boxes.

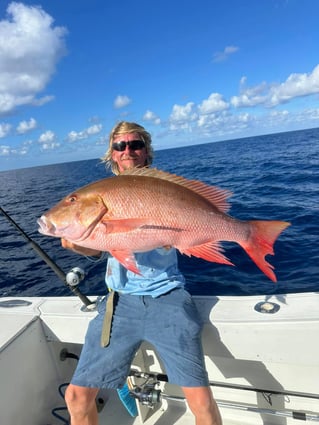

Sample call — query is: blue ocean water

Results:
[0,128,318,297]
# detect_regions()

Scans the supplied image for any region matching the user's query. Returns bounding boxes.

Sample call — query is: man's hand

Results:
[61,238,102,257]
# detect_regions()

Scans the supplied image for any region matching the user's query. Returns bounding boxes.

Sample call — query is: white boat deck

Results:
[1,292,318,425]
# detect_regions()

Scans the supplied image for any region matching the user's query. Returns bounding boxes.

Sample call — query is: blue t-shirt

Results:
[105,248,185,297]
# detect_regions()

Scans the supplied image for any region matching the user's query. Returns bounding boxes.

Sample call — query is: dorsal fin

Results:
[120,167,232,213]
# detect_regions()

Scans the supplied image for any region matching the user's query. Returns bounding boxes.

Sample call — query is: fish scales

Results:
[38,168,290,281]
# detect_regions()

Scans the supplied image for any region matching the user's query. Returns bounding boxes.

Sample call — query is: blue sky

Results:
[1,0,319,171]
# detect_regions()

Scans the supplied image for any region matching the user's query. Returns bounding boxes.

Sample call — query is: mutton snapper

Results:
[37,168,290,282]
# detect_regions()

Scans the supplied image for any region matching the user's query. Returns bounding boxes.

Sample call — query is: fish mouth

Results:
[37,196,108,241]
[37,216,59,236]
[37,215,91,240]
[37,201,108,240]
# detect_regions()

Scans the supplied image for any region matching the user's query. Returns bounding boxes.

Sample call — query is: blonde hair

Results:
[101,121,154,175]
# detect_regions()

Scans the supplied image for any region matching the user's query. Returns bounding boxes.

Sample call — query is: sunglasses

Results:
[112,140,146,152]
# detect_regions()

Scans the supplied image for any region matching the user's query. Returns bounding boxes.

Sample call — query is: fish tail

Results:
[239,220,290,282]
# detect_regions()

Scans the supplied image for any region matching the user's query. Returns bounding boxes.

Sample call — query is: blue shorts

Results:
[71,288,209,389]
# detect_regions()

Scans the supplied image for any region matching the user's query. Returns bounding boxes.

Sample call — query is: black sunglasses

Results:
[112,140,146,152]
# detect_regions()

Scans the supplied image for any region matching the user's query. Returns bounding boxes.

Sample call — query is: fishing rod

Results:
[128,370,319,402]
[128,370,319,421]
[0,206,95,308]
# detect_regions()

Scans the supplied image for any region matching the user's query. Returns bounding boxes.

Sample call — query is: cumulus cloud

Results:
[0,122,11,138]
[198,93,229,114]
[113,95,131,109]
[67,124,103,142]
[38,130,59,150]
[169,93,229,131]
[213,45,239,63]
[0,2,67,115]
[231,87,266,108]
[87,124,102,135]
[170,102,196,122]
[165,63,319,141]
[16,117,37,134]
[0,140,33,156]
[0,145,11,155]
[0,138,32,156]
[268,65,319,106]
[169,102,197,131]
[143,110,161,125]
[231,64,319,108]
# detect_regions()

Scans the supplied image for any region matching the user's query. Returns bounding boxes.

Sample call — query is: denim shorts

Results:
[71,288,209,389]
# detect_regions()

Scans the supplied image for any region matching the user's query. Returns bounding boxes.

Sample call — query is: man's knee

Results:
[65,384,98,413]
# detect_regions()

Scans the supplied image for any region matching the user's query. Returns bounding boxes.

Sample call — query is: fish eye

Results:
[68,194,77,203]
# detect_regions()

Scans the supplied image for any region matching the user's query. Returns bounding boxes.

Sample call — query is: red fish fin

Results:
[180,242,234,266]
[239,220,290,282]
[101,218,149,233]
[109,250,141,275]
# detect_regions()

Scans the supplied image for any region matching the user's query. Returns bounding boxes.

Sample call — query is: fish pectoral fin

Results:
[180,242,234,266]
[109,250,141,275]
[101,217,150,233]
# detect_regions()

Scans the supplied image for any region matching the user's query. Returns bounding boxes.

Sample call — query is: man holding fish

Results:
[61,122,223,425]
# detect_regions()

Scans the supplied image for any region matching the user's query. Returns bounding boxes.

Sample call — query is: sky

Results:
[0,0,319,171]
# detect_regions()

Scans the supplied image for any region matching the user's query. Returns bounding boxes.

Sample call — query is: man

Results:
[63,121,222,425]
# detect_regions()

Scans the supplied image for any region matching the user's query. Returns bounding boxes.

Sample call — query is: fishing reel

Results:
[128,370,184,409]
[130,384,161,407]
[66,267,85,287]
[129,371,162,408]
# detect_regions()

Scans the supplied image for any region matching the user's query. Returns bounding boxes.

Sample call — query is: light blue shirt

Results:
[105,248,185,297]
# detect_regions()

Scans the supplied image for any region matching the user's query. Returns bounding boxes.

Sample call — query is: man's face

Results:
[111,132,148,172]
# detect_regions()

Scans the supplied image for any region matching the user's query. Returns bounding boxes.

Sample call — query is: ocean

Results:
[0,128,318,298]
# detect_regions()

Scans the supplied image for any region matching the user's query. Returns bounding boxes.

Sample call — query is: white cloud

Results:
[268,64,319,106]
[170,102,196,122]
[87,124,103,135]
[198,93,229,114]
[231,80,268,108]
[240,76,247,86]
[113,95,131,109]
[39,130,55,143]
[304,107,319,120]
[231,64,319,108]
[38,130,59,150]
[143,110,161,125]
[0,138,32,156]
[231,92,264,108]
[0,122,11,138]
[32,95,55,106]
[67,124,103,142]
[213,45,239,63]
[0,145,10,155]
[16,117,37,134]
[0,2,67,115]
[196,110,254,135]
[67,130,84,143]
[169,102,197,131]
[169,94,228,133]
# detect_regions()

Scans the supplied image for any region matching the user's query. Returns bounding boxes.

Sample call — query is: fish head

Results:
[37,189,108,241]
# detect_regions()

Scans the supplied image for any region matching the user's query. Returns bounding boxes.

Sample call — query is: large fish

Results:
[37,168,290,282]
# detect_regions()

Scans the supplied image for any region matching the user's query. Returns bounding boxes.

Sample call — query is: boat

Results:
[1,290,318,425]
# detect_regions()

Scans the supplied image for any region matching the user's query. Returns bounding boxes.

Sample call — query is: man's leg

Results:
[65,384,99,425]
[182,386,222,425]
